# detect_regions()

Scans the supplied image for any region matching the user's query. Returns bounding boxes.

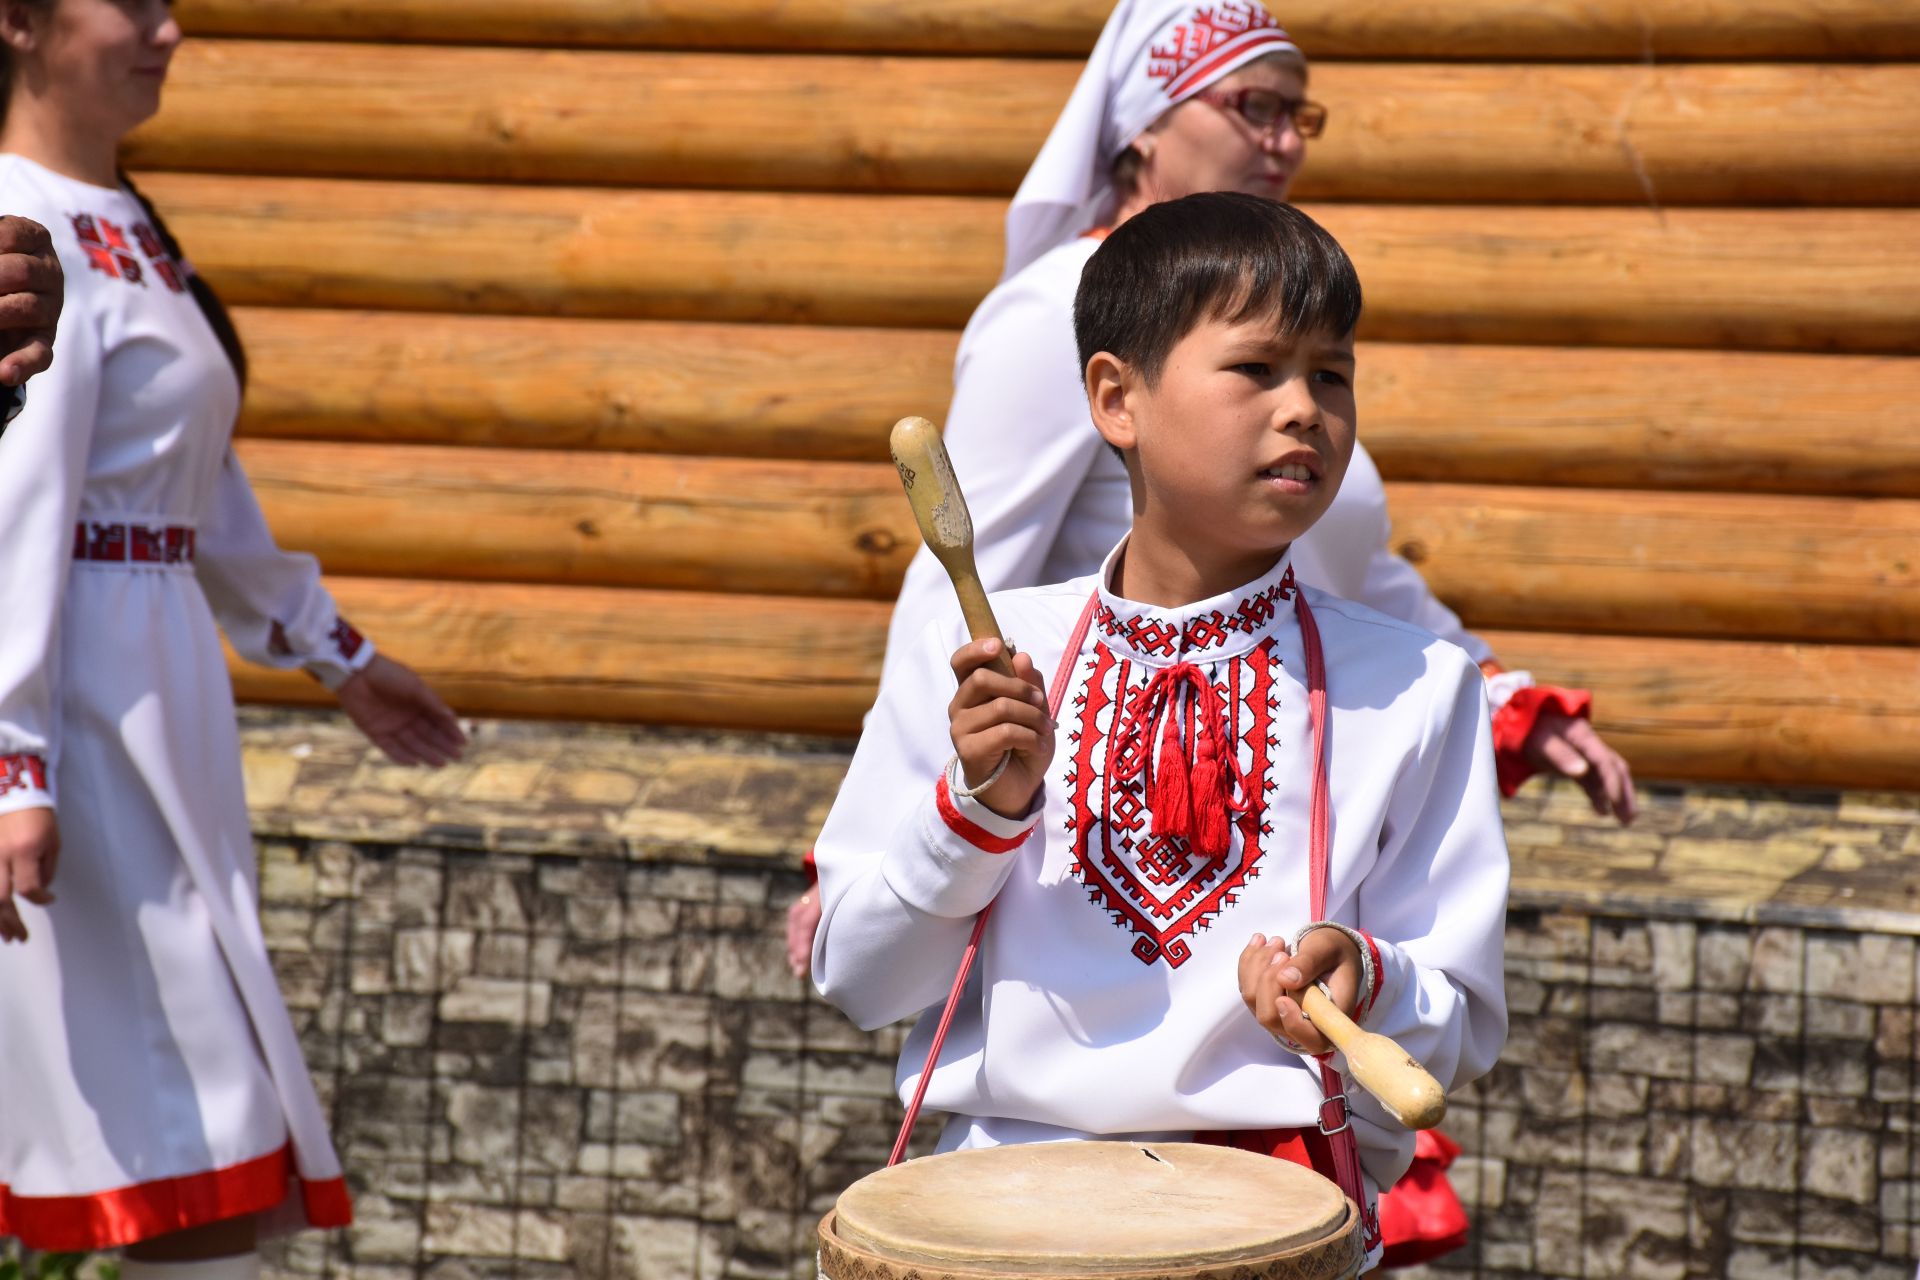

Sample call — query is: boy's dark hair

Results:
[1073,192,1362,386]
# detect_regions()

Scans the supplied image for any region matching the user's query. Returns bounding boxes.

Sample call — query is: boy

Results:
[812,193,1508,1272]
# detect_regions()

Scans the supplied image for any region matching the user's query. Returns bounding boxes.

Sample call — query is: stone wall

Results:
[239,711,1920,1280]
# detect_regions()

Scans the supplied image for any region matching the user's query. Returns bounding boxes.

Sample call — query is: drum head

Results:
[825,1142,1358,1279]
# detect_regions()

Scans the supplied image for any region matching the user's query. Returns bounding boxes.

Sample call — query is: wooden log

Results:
[227,577,1920,789]
[1357,346,1920,499]
[171,0,1920,59]
[228,579,891,734]
[233,309,1920,499]
[235,440,916,598]
[130,45,1920,206]
[239,440,1920,643]
[1383,484,1920,644]
[232,309,950,462]
[1480,630,1920,791]
[137,174,1920,350]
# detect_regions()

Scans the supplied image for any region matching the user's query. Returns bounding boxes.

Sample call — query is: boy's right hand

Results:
[948,638,1054,820]
[0,806,59,944]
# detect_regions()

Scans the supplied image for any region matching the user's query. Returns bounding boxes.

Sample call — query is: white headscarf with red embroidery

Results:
[1002,0,1301,280]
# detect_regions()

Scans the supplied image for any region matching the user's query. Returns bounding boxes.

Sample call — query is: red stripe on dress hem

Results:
[0,1142,351,1251]
[934,775,1034,854]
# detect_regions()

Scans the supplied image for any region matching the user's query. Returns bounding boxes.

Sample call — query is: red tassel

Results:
[1189,728,1230,860]
[1151,718,1192,839]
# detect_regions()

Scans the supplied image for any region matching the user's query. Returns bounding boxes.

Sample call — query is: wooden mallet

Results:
[887,414,1449,1131]
[1298,986,1447,1130]
[889,416,1016,678]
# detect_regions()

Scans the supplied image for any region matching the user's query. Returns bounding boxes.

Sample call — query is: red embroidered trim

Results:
[0,1142,351,1252]
[933,774,1034,855]
[330,617,366,662]
[1146,4,1290,98]
[69,212,186,292]
[0,754,48,797]
[1491,685,1594,798]
[72,521,195,564]
[1093,566,1295,659]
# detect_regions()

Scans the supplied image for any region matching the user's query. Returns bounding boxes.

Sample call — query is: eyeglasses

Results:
[1192,88,1328,140]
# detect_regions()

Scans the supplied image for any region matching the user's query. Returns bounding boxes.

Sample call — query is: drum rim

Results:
[816,1199,1364,1280]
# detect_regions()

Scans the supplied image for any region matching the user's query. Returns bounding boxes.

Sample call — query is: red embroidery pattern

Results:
[1145,4,1291,98]
[1094,566,1296,658]
[69,212,187,292]
[131,222,188,293]
[1061,637,1282,968]
[72,521,195,564]
[330,618,366,662]
[0,754,48,797]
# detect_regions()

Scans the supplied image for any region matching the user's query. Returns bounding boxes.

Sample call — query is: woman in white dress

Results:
[0,2,465,1274]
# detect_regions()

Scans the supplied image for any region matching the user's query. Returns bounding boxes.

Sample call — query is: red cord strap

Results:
[888,594,1098,1166]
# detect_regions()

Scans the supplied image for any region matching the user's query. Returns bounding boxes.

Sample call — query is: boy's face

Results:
[1093,312,1356,572]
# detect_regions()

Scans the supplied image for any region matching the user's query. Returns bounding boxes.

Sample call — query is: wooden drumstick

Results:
[1299,985,1448,1130]
[888,416,1015,678]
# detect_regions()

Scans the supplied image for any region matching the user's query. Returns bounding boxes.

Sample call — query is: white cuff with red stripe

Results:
[0,752,53,816]
[879,774,1041,919]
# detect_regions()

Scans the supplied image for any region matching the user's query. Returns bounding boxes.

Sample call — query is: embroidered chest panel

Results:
[69,211,188,293]
[1060,636,1283,969]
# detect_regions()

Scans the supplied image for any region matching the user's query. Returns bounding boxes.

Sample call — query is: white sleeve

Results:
[193,449,375,689]
[0,294,103,815]
[1352,542,1493,667]
[880,270,1106,687]
[813,616,1042,1031]
[1350,648,1509,1102]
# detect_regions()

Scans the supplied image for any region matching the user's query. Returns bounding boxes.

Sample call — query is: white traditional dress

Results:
[815,544,1511,1273]
[0,155,369,1250]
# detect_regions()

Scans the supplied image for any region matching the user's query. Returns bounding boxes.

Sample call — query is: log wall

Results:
[155,0,1919,790]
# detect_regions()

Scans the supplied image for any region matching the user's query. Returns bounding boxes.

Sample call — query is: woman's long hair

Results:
[119,170,249,389]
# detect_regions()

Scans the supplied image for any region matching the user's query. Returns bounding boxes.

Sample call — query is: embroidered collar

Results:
[1091,538,1299,664]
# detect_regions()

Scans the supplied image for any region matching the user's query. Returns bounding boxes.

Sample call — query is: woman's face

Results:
[7,0,181,139]
[1130,57,1310,205]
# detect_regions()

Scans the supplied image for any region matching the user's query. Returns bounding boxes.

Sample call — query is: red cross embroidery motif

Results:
[0,754,48,797]
[330,618,366,662]
[1145,4,1289,99]
[69,211,146,286]
[132,222,189,294]
[1063,638,1280,968]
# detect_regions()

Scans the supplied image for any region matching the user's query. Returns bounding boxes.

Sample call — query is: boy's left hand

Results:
[1238,929,1363,1056]
[336,654,467,767]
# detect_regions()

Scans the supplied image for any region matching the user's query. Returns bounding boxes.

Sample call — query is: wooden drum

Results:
[817,1142,1365,1280]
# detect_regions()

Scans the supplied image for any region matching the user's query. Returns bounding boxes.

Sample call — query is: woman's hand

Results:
[0,807,59,943]
[1524,710,1637,825]
[336,654,467,767]
[1238,928,1361,1056]
[0,216,62,387]
[786,890,821,978]
[947,638,1054,820]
